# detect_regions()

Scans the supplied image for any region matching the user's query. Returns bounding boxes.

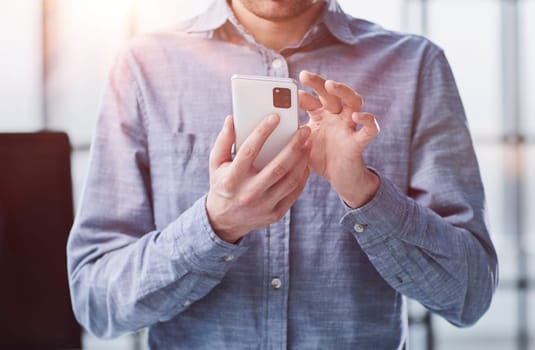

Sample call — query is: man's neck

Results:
[230,1,325,52]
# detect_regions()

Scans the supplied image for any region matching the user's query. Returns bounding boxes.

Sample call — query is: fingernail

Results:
[268,114,280,124]
[223,115,231,131]
[300,127,310,138]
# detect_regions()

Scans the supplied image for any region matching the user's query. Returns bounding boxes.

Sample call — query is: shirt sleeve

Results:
[340,50,498,327]
[66,44,247,339]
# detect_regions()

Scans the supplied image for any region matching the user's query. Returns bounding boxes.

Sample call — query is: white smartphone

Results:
[231,74,299,169]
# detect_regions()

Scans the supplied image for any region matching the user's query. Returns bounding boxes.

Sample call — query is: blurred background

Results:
[0,0,533,349]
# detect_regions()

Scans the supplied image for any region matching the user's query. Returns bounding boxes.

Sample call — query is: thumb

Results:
[209,115,235,172]
[352,112,380,148]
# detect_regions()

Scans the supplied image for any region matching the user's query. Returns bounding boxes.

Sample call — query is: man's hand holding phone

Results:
[206,114,311,243]
[206,71,380,243]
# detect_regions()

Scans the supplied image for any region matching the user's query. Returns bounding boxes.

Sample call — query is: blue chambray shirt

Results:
[67,0,498,349]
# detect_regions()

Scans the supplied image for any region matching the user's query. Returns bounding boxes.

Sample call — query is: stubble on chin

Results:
[234,0,320,22]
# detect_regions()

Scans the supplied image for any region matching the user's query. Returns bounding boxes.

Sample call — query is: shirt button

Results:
[183,300,192,307]
[354,223,367,233]
[271,58,283,70]
[271,277,282,289]
[223,255,234,262]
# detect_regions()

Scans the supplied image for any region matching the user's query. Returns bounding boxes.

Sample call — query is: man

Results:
[67,0,498,348]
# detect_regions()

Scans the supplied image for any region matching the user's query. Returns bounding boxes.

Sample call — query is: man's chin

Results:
[236,0,320,22]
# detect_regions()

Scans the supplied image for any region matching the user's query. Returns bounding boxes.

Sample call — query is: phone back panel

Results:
[231,75,298,169]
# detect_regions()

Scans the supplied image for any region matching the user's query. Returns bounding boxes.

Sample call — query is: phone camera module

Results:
[273,87,292,109]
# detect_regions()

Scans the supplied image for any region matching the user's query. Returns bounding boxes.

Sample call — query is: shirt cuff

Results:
[339,170,414,249]
[339,171,418,288]
[168,195,249,277]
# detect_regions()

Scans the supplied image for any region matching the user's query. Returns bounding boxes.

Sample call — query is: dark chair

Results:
[0,132,81,349]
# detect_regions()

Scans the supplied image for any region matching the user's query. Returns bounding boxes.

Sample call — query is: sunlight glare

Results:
[84,0,138,22]
[135,0,212,32]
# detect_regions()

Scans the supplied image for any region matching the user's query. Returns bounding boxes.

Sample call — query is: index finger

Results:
[231,113,280,176]
[324,80,363,111]
[209,115,235,172]
[299,70,342,114]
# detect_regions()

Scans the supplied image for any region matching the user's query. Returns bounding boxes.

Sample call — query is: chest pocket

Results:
[149,128,218,230]
[172,131,213,194]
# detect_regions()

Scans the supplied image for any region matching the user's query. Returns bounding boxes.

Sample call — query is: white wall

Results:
[0,0,42,131]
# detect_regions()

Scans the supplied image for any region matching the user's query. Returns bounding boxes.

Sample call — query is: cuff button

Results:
[354,223,367,233]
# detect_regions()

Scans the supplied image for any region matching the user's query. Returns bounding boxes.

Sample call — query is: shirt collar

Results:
[187,0,359,45]
[322,0,359,45]
[186,0,230,33]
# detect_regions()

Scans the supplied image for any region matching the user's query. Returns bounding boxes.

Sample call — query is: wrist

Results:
[205,195,243,244]
[211,224,241,244]
[341,169,380,209]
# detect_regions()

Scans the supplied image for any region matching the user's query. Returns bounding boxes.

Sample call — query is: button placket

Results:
[264,210,290,349]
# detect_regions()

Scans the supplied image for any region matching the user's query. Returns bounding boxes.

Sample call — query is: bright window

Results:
[0,1,533,349]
